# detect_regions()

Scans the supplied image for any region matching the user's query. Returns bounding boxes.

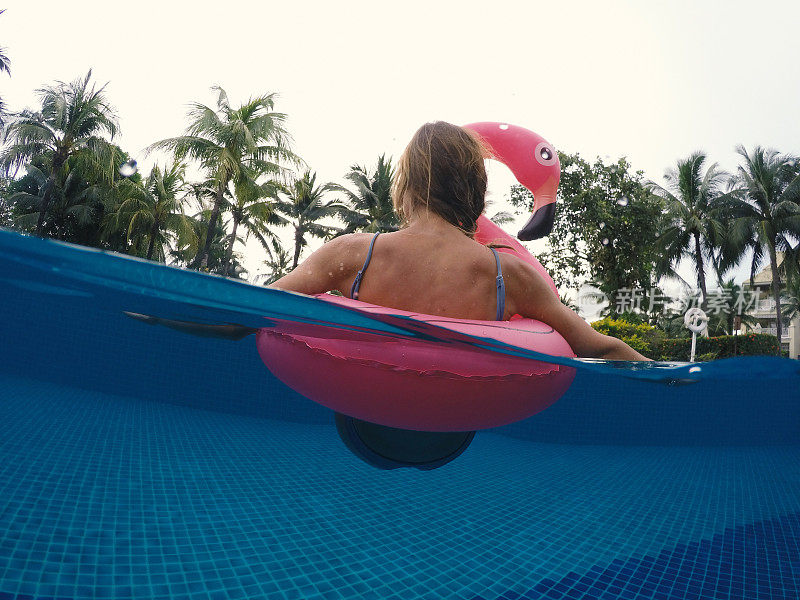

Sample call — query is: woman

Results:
[273,122,646,361]
[272,121,648,470]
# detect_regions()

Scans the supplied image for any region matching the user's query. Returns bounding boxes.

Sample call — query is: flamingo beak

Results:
[517,160,560,241]
[518,202,556,241]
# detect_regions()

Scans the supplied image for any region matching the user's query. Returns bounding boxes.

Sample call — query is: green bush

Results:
[612,311,649,325]
[618,334,652,355]
[656,333,779,361]
[592,318,780,360]
[591,317,663,359]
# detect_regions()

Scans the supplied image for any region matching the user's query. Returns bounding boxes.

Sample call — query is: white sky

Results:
[3,0,799,305]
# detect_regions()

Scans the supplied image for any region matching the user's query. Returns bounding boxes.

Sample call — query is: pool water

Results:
[1,230,799,600]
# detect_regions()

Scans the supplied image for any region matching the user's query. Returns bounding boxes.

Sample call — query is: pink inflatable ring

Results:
[257,123,576,432]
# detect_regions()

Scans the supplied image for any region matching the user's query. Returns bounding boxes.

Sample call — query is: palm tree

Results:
[0,176,11,226]
[779,245,800,324]
[1,71,119,236]
[7,159,107,241]
[486,198,517,226]
[706,278,760,336]
[149,87,299,269]
[782,244,800,283]
[0,10,10,130]
[6,163,49,229]
[220,176,284,276]
[780,276,800,324]
[7,163,58,232]
[330,155,399,234]
[105,162,197,261]
[722,147,800,342]
[167,205,244,276]
[273,171,344,268]
[648,152,731,310]
[0,48,8,76]
[257,238,293,285]
[0,45,9,130]
[0,14,9,78]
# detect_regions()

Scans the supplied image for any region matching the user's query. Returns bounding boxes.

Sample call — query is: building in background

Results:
[742,252,800,359]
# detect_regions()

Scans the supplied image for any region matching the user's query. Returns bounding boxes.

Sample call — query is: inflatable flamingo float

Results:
[257,122,575,432]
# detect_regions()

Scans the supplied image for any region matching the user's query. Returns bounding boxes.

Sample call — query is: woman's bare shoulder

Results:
[499,253,560,311]
[337,231,382,248]
[316,232,376,262]
[269,233,375,295]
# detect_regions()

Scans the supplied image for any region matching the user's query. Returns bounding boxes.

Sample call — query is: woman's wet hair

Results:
[392,121,489,237]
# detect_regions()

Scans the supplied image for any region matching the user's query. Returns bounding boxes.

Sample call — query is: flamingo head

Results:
[463,122,560,240]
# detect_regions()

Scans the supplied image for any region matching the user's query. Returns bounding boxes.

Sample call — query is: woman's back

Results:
[341,225,506,321]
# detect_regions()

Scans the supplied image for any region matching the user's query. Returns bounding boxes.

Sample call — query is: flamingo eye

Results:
[535,142,557,166]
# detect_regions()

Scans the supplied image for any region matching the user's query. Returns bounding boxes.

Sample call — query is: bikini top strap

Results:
[490,248,506,321]
[350,232,381,300]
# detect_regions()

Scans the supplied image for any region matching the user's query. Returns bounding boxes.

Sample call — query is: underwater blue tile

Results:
[16,583,36,596]
[572,582,590,593]
[168,582,188,595]
[37,584,58,597]
[226,587,247,599]
[588,582,608,594]
[2,366,800,600]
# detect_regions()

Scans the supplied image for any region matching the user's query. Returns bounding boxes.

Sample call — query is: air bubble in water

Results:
[617,196,629,207]
[119,160,138,177]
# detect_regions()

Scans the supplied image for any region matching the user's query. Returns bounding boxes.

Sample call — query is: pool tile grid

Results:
[478,511,800,600]
[1,374,799,599]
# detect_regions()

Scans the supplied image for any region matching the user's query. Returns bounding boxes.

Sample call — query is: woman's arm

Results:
[269,235,361,295]
[507,259,651,361]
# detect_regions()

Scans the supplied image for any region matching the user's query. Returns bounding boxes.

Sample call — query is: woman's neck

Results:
[404,206,458,235]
